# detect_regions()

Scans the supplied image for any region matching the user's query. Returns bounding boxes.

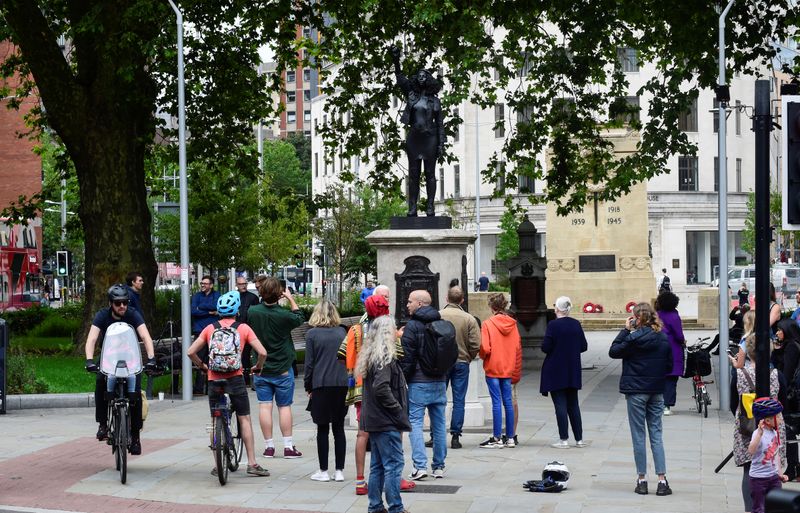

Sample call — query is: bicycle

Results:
[208,379,243,485]
[684,336,714,418]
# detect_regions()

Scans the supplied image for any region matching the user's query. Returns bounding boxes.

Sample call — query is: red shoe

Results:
[400,478,416,491]
[355,481,368,495]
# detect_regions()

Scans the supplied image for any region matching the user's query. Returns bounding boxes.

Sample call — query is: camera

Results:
[728,344,740,358]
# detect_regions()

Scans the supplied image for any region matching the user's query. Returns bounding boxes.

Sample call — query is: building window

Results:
[713,99,719,133]
[714,156,719,192]
[678,156,698,191]
[452,107,459,142]
[439,169,445,200]
[612,96,640,125]
[617,47,639,72]
[303,68,311,82]
[303,26,311,39]
[519,174,534,194]
[496,161,505,193]
[287,90,296,103]
[735,100,741,135]
[286,70,295,83]
[678,98,698,132]
[304,90,311,102]
[519,51,533,78]
[494,103,505,138]
[287,111,296,123]
[454,165,461,198]
[304,110,311,122]
[314,152,319,177]
[493,67,501,80]
[304,130,311,137]
[736,158,742,192]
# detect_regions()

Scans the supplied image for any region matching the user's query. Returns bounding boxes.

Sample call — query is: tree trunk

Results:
[73,128,158,343]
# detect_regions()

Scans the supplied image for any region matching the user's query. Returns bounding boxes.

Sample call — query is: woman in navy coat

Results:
[540,296,588,448]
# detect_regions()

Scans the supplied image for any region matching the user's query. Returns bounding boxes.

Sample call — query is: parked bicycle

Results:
[683,336,714,418]
[208,379,243,485]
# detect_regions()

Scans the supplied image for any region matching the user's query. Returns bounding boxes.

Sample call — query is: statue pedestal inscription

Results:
[545,130,655,312]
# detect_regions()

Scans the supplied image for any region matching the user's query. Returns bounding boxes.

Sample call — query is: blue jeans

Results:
[408,381,447,471]
[447,362,470,435]
[550,388,583,441]
[486,377,514,438]
[625,393,667,476]
[663,376,678,407]
[367,430,405,513]
[107,375,137,394]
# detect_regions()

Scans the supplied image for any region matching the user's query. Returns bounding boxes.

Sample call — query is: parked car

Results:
[726,264,800,297]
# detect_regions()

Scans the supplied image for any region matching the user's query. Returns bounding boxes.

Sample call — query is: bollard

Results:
[767,489,800,513]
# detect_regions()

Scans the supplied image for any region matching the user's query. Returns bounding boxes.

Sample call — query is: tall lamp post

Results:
[716,0,735,412]
[167,0,192,401]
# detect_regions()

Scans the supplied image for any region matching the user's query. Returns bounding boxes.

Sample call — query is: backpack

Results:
[208,321,242,373]
[419,319,458,377]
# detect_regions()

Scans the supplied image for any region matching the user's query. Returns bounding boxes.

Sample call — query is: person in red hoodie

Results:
[479,293,522,448]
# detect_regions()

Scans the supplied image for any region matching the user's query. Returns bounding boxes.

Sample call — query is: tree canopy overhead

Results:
[308,1,798,214]
[0,0,797,325]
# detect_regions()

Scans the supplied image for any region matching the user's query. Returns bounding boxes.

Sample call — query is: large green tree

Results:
[310,2,798,214]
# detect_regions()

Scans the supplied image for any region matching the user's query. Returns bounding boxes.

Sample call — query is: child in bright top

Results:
[748,398,789,513]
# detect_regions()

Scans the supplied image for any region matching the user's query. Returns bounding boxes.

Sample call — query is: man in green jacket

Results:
[249,276,305,459]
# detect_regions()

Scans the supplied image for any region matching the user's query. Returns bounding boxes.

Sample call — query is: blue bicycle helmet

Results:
[217,291,240,317]
[752,397,783,420]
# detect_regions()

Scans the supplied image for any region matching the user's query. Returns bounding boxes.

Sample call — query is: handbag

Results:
[737,367,757,438]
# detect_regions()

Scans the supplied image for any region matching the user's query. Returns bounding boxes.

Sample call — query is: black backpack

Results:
[419,319,459,377]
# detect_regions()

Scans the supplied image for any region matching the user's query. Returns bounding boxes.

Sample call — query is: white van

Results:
[727,264,800,296]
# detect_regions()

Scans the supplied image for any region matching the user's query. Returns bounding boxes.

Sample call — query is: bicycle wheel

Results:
[703,390,710,418]
[227,412,242,471]
[694,382,703,413]
[213,416,227,485]
[116,404,128,484]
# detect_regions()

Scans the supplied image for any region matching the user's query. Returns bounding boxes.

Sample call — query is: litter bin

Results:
[0,318,6,414]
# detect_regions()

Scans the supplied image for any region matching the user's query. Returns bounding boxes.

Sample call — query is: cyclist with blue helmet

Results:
[188,290,270,477]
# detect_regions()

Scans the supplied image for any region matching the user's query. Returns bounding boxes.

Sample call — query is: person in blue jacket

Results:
[360,281,375,304]
[190,275,220,394]
[609,302,673,497]
[540,296,588,449]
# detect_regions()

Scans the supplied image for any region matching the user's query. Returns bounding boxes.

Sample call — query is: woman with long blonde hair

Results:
[304,300,348,482]
[356,315,411,513]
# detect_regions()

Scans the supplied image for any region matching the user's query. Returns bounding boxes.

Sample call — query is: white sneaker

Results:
[334,470,344,482]
[663,407,672,416]
[311,470,330,482]
[432,468,445,478]
[575,440,589,448]
[551,439,569,449]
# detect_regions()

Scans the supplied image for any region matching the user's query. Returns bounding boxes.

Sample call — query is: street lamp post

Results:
[167,0,192,401]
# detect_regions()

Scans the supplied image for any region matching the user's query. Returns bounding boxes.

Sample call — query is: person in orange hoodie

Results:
[479,293,522,449]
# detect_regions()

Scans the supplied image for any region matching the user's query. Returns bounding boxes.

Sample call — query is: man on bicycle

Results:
[187,290,271,477]
[85,284,157,455]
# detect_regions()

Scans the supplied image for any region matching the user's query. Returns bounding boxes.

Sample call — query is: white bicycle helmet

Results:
[542,461,570,490]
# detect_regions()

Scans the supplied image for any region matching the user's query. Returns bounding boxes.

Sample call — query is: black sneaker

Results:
[129,438,141,455]
[451,434,462,449]
[479,436,504,448]
[514,435,519,446]
[656,480,672,496]
[425,438,433,448]
[635,480,648,495]
[96,424,108,441]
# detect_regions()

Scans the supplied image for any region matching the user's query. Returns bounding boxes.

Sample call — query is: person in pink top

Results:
[188,291,270,477]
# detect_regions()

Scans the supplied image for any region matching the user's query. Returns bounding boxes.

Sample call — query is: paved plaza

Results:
[1,328,795,513]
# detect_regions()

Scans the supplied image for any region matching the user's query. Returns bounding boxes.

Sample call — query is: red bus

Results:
[0,219,42,310]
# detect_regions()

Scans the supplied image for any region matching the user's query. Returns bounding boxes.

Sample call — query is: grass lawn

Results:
[30,355,95,393]
[12,335,75,352]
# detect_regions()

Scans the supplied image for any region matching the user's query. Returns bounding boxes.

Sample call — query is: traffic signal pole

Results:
[754,80,772,398]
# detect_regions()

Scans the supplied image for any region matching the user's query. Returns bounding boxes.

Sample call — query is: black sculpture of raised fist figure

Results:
[391,46,445,217]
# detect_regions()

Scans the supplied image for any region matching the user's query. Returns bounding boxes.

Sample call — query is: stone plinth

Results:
[366,229,476,319]
[698,287,722,328]
[545,130,656,312]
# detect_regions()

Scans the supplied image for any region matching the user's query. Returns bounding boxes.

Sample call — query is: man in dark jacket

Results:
[235,276,261,385]
[401,289,448,480]
[609,302,673,497]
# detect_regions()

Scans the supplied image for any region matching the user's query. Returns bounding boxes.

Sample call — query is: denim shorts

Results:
[254,368,295,406]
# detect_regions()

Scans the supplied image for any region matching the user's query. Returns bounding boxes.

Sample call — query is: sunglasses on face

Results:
[113,300,128,307]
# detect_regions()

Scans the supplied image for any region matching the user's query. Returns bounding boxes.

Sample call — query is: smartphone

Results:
[279,279,287,291]
[628,317,637,329]
[728,344,740,357]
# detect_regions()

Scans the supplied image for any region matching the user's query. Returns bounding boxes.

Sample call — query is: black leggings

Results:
[316,421,346,471]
